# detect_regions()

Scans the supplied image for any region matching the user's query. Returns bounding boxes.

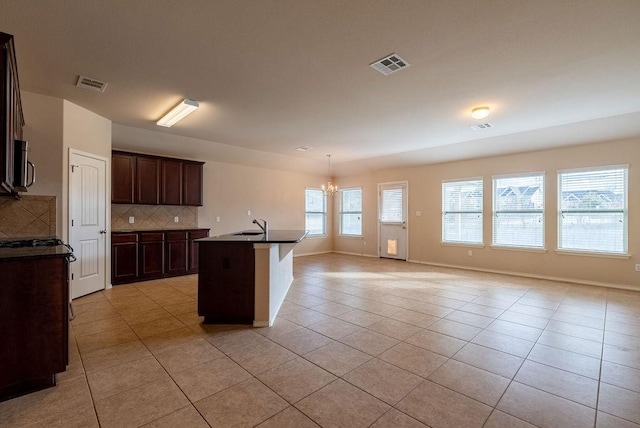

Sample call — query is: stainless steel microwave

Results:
[13,140,35,192]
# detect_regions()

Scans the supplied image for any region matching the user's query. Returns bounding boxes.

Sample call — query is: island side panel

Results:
[197,242,255,324]
[253,243,295,327]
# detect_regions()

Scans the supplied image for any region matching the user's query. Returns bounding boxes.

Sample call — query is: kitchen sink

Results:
[232,231,264,236]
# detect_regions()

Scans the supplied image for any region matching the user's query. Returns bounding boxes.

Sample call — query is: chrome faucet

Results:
[252,218,268,235]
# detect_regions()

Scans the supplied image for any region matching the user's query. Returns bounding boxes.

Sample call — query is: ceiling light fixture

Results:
[321,154,338,196]
[157,98,199,127]
[471,106,490,120]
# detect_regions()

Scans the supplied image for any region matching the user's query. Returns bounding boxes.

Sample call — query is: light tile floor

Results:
[2,253,640,427]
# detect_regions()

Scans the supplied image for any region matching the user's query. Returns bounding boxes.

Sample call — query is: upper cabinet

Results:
[0,32,24,196]
[112,151,204,206]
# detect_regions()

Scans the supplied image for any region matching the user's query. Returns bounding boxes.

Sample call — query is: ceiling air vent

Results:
[370,53,410,76]
[470,123,493,131]
[76,75,108,92]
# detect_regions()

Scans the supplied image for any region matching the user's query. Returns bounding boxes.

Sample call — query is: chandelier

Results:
[321,154,338,196]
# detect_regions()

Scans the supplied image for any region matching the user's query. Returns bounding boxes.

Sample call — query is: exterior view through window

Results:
[558,166,628,254]
[340,188,362,236]
[493,173,545,248]
[442,179,483,244]
[305,188,326,236]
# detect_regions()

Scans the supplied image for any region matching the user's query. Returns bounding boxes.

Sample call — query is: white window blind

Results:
[442,179,483,244]
[558,166,628,254]
[493,174,545,248]
[305,188,326,236]
[340,188,362,236]
[380,188,403,222]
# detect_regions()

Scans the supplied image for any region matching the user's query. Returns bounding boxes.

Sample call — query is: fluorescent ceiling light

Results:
[157,98,199,127]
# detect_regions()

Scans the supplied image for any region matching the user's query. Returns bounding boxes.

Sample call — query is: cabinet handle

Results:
[26,161,36,187]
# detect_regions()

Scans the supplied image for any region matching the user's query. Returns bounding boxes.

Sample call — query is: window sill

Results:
[305,234,328,239]
[491,245,547,253]
[440,242,485,248]
[337,235,363,239]
[555,249,631,259]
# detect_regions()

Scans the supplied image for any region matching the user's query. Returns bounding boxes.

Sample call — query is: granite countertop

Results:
[196,230,308,244]
[0,245,73,261]
[112,228,210,233]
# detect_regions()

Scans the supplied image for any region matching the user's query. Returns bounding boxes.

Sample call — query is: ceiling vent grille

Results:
[470,123,493,131]
[76,75,108,92]
[370,54,410,76]
[296,146,313,152]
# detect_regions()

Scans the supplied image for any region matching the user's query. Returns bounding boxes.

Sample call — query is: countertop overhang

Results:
[196,230,308,244]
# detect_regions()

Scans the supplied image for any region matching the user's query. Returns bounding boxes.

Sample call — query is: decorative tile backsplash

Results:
[0,195,57,238]
[111,204,198,231]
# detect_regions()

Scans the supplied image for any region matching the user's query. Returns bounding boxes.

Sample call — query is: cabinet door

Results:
[161,159,183,205]
[111,153,135,203]
[139,232,164,278]
[135,156,160,204]
[182,162,203,206]
[1,34,24,195]
[166,231,188,275]
[111,234,138,283]
[188,229,209,272]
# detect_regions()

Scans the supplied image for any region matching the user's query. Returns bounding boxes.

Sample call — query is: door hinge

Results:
[71,164,79,173]
[72,219,74,227]
[71,273,74,280]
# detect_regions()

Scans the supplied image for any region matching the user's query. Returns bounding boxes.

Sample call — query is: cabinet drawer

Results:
[140,232,164,242]
[188,229,209,240]
[166,231,188,241]
[112,233,138,244]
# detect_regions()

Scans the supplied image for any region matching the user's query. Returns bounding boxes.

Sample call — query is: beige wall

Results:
[197,160,332,255]
[21,91,64,235]
[335,138,640,289]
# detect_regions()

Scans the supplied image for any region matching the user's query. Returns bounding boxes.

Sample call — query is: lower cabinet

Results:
[112,229,209,285]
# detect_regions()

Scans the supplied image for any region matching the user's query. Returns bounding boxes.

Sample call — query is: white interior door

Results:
[70,151,107,299]
[379,182,408,260]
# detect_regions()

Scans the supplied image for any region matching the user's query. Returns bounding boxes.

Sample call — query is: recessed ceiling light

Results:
[471,106,490,119]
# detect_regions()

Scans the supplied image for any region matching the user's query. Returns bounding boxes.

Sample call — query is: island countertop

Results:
[195,229,308,244]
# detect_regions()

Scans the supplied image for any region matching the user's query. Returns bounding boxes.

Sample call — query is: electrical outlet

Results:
[128,216,135,224]
[468,250,473,256]
[636,264,640,272]
[247,210,251,216]
[416,211,422,217]
[216,216,220,222]
[363,241,366,246]
[173,216,179,223]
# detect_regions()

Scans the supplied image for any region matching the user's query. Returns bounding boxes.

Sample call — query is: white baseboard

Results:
[407,259,638,292]
[294,251,332,258]
[333,251,378,258]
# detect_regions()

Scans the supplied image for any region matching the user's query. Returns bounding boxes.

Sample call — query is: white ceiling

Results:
[2,0,640,176]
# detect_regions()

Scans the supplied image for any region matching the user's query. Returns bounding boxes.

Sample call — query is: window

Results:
[493,173,545,249]
[339,188,362,236]
[442,179,483,244]
[305,188,326,236]
[558,166,628,255]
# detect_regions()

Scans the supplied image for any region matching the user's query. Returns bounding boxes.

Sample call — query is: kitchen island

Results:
[196,230,307,327]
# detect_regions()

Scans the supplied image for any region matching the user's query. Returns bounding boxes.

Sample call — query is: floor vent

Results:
[370,54,410,76]
[76,76,108,92]
[470,123,493,131]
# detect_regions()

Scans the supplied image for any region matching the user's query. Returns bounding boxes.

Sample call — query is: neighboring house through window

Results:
[558,166,628,255]
[442,178,483,244]
[493,173,545,249]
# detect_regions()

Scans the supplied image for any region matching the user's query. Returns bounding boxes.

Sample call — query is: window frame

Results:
[441,177,484,246]
[557,165,629,257]
[305,187,327,237]
[338,187,363,237]
[492,171,546,250]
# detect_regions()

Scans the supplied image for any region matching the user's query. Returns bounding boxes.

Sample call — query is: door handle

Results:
[99,230,107,234]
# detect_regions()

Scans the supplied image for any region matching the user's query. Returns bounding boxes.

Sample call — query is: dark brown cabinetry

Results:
[1,32,24,195]
[0,253,69,401]
[111,233,138,282]
[139,232,164,279]
[136,157,160,205]
[111,151,204,206]
[198,242,255,324]
[165,231,188,275]
[188,229,209,273]
[112,228,209,284]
